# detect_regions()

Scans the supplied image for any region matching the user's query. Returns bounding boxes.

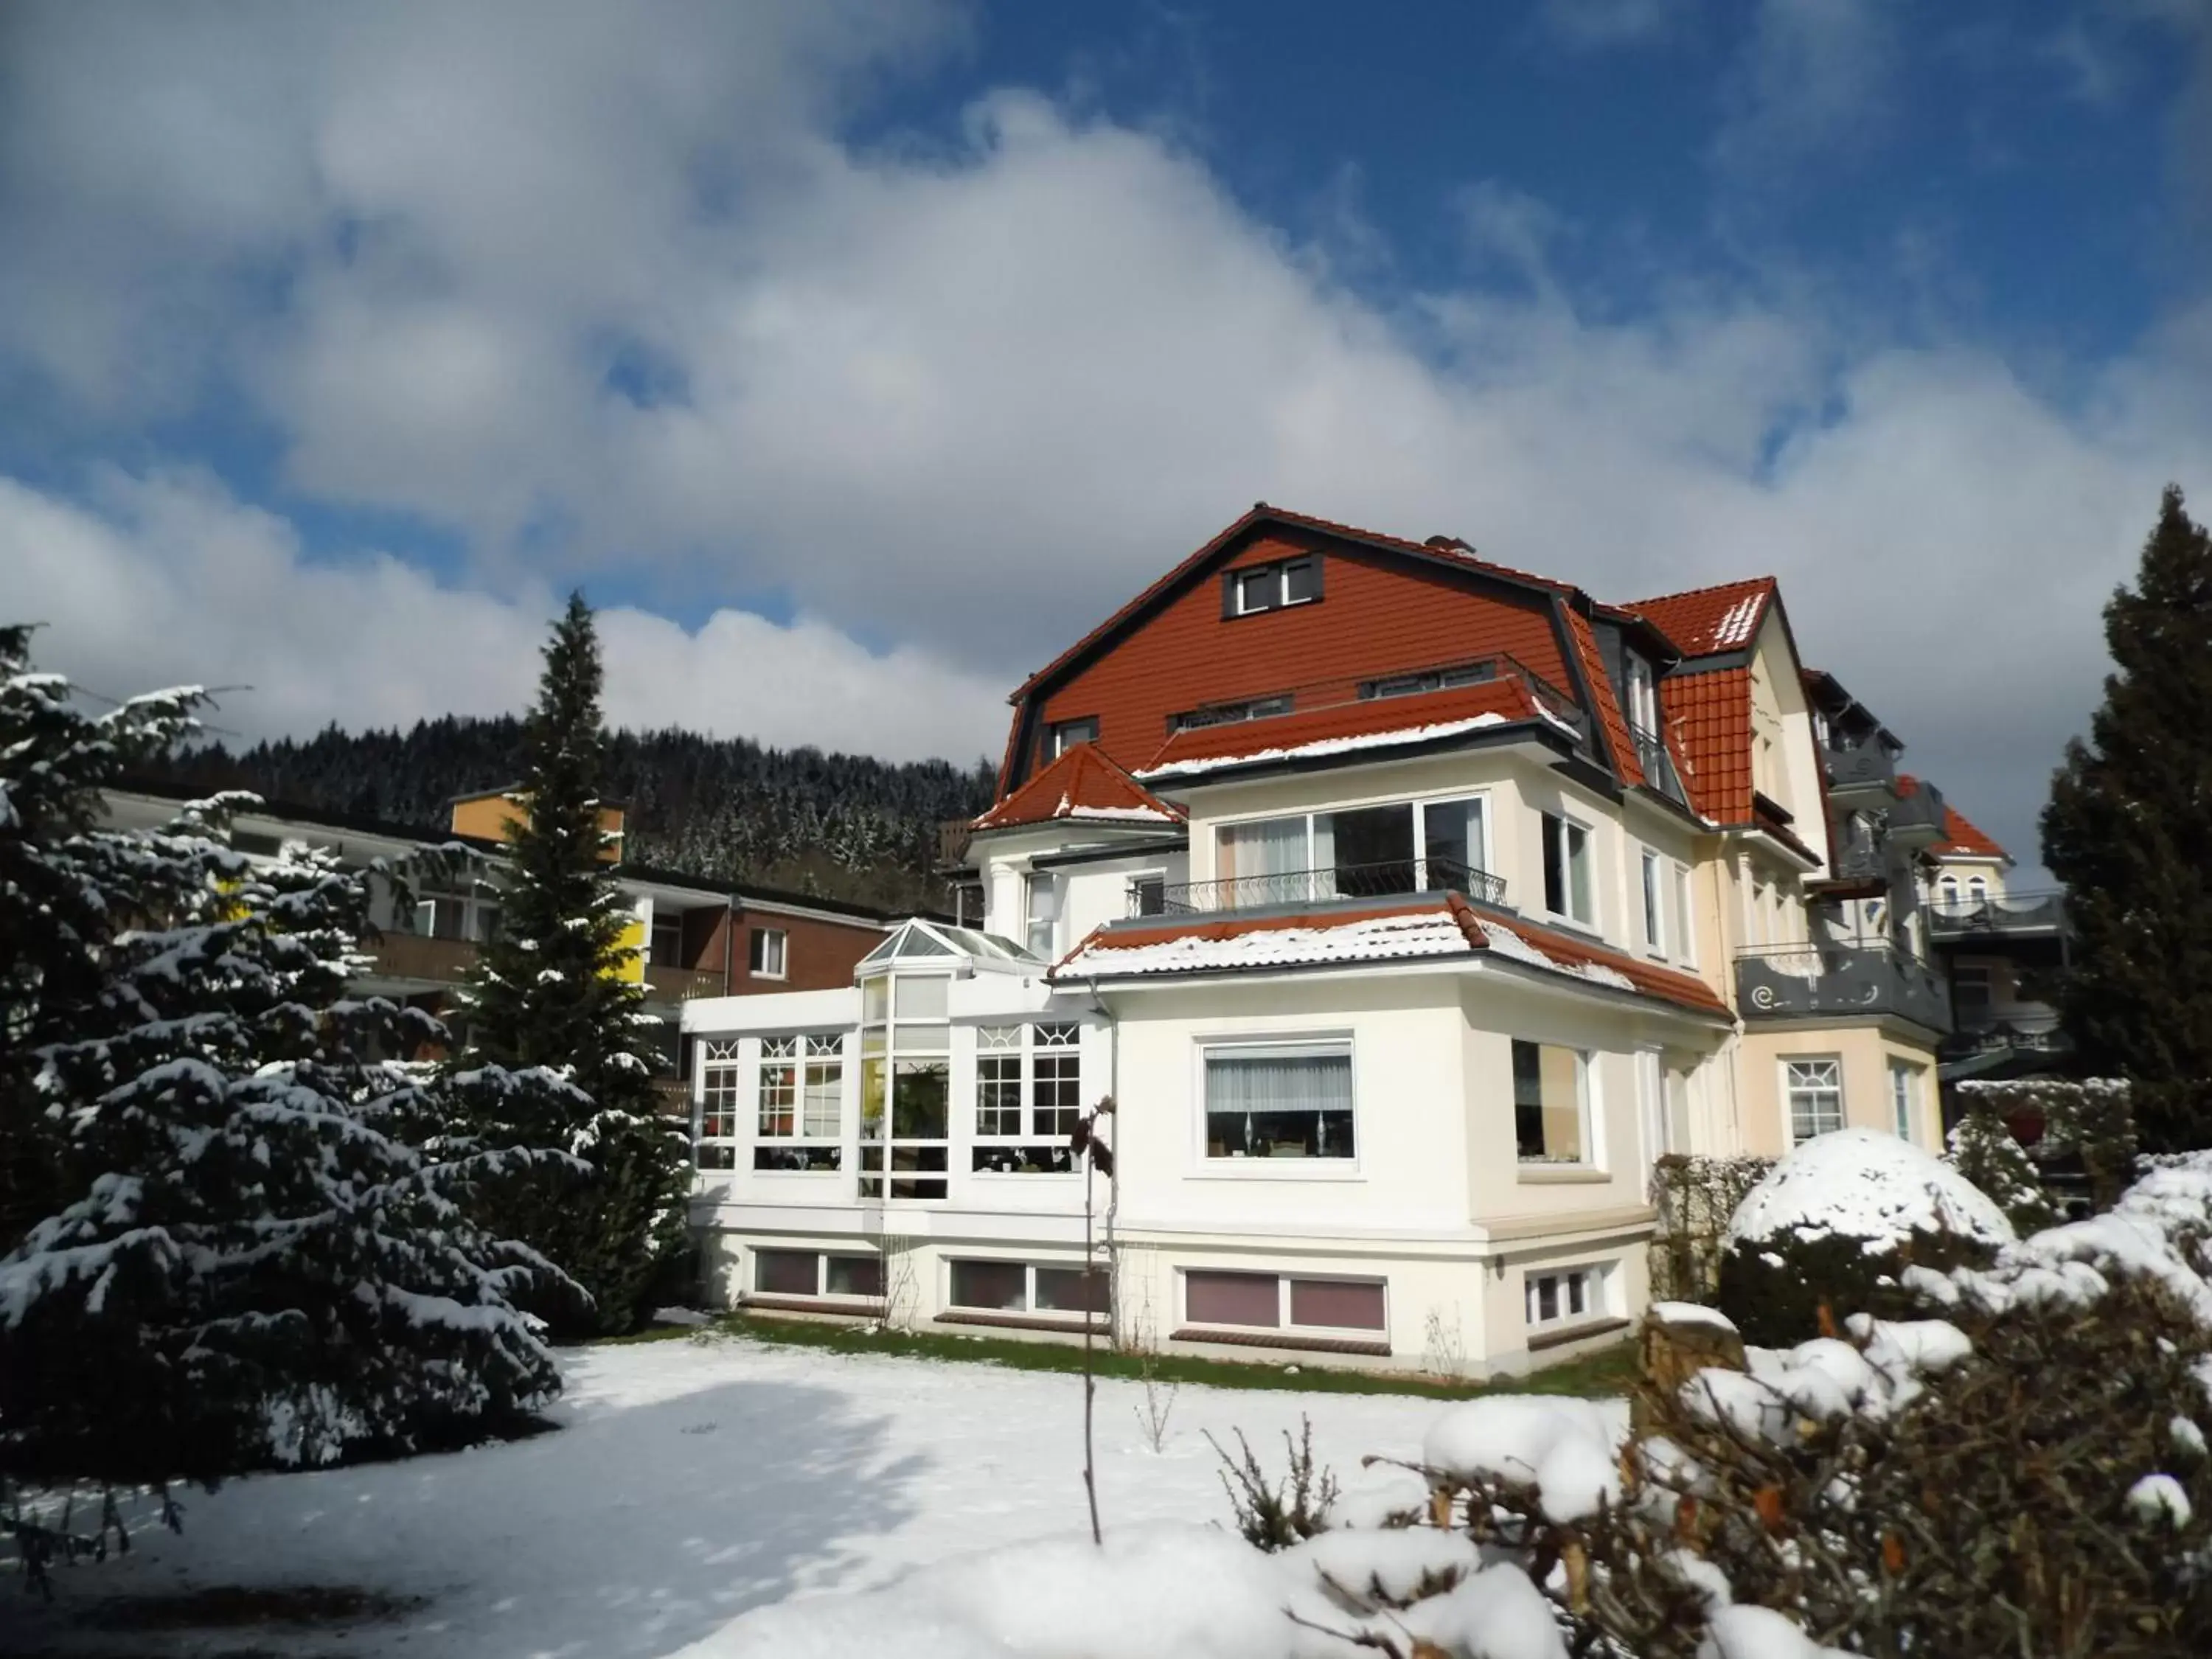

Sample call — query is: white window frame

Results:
[1541,810,1596,929]
[1624,653,1658,738]
[1049,716,1099,757]
[1888,1059,1921,1141]
[1179,1267,1390,1336]
[1523,1263,1607,1329]
[1192,1035,1361,1178]
[751,1248,886,1303]
[971,1023,1083,1177]
[1512,1037,1597,1168]
[749,925,788,980]
[1673,861,1697,967]
[1230,556,1321,616]
[695,1038,742,1169]
[752,1034,844,1174]
[1638,846,1666,956]
[1783,1056,1844,1145]
[1023,871,1060,959]
[1125,869,1169,918]
[858,969,954,1201]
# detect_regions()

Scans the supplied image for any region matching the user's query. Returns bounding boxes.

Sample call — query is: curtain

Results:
[1206,1048,1352,1113]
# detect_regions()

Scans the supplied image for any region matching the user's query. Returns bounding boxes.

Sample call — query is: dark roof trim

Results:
[1032,835,1191,871]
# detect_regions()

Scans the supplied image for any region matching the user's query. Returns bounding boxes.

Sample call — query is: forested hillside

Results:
[152,717,999,911]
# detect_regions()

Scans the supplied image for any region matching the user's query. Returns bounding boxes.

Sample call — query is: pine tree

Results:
[0,798,570,1493]
[0,625,208,1253]
[450,594,690,1337]
[2043,485,2212,1151]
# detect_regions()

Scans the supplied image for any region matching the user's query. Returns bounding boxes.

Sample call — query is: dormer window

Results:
[1360,660,1497,700]
[1223,554,1323,617]
[1624,653,1658,739]
[1048,716,1099,757]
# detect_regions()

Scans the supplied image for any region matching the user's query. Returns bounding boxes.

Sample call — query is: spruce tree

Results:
[0,626,207,1253]
[2042,485,2212,1151]
[0,796,568,1493]
[451,594,689,1336]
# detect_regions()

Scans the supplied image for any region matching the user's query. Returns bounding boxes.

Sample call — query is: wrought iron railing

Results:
[1924,890,2067,938]
[1632,728,1688,807]
[1144,857,1509,917]
[1941,1018,2071,1061]
[1735,941,1952,1031]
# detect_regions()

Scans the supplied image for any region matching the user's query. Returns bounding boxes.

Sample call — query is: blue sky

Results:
[1,0,2209,875]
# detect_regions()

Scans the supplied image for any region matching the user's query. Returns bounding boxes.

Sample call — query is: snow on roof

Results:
[1727,1127,2016,1252]
[1711,591,1764,649]
[1134,710,1513,780]
[973,742,1184,833]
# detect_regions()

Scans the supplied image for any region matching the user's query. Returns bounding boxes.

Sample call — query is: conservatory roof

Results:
[858,917,1040,970]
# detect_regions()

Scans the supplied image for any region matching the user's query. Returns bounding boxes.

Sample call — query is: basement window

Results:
[1525,1265,1605,1328]
[1183,1270,1385,1332]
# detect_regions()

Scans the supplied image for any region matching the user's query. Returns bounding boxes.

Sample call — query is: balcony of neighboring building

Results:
[1940,1009,2072,1069]
[1820,728,1904,806]
[1735,939,1952,1033]
[361,887,731,1003]
[1924,888,2067,943]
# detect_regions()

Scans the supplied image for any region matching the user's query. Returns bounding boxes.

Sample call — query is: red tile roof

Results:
[1628,578,1777,659]
[1662,667,1754,824]
[971,742,1185,833]
[1899,775,2008,860]
[1055,893,1728,1018]
[1132,678,1551,780]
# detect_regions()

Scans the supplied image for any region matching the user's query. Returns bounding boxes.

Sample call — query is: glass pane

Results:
[754,1250,817,1296]
[1290,1279,1385,1331]
[1186,1270,1280,1328]
[1035,1266,1109,1315]
[1204,1050,1354,1159]
[948,1259,1028,1311]
[1327,804,1417,897]
[1568,824,1592,920]
[1421,797,1483,883]
[859,1058,887,1141]
[862,978,890,1020]
[1514,1040,1585,1164]
[824,1255,883,1298]
[894,975,950,1019]
[892,1061,949,1138]
[753,1144,841,1172]
[1283,557,1321,603]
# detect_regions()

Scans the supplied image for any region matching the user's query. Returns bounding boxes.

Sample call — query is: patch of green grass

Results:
[680,1312,1634,1400]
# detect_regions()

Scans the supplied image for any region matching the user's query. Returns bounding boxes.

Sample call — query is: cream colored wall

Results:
[1927,855,2009,905]
[1737,1024,1944,1158]
[974,830,1189,956]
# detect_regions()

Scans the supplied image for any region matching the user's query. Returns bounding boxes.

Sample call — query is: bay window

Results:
[1203,1041,1354,1161]
[1541,812,1594,926]
[859,971,950,1199]
[973,1023,1083,1174]
[1513,1039,1590,1165]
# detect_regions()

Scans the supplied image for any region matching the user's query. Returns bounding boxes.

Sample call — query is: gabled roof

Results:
[1056,893,1728,1017]
[1132,678,1559,782]
[1628,578,1777,659]
[971,742,1185,833]
[1899,775,2009,861]
[1660,667,1754,824]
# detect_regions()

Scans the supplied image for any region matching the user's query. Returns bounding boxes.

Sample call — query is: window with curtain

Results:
[1217,815,1312,905]
[1203,1043,1354,1160]
[1512,1039,1588,1164]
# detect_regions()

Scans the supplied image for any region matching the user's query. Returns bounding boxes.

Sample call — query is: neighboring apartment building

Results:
[681,504,1968,1374]
[1904,778,2071,1110]
[101,782,898,1091]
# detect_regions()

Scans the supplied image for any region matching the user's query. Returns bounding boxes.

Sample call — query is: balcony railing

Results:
[1941,1017,2071,1062]
[1144,857,1509,917]
[361,931,480,984]
[1886,777,1949,843]
[1823,734,1901,799]
[1632,729,1688,807]
[1735,942,1952,1032]
[644,962,729,1001]
[1925,890,2067,939]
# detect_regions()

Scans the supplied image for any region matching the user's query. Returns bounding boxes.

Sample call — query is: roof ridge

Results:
[1624,573,1778,608]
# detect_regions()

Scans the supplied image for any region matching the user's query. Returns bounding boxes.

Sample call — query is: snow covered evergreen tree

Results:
[0,625,207,1254]
[448,594,690,1338]
[2043,486,2212,1151]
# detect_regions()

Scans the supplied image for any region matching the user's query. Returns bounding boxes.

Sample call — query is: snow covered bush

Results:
[1958,1077,2137,1213]
[1715,1127,2014,1346]
[1945,1091,2059,1234]
[1217,1153,2212,1658]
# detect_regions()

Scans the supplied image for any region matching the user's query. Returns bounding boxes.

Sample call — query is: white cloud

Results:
[0,470,1007,763]
[2,0,2211,877]
[1713,0,1897,173]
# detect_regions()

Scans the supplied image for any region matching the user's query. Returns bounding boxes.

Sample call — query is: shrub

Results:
[1714,1127,2014,1347]
[1947,1093,2060,1233]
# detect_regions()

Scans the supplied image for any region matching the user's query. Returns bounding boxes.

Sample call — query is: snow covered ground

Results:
[1,1332,1455,1659]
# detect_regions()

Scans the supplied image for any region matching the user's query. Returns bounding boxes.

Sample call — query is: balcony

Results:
[1823,732,1902,803]
[1941,1015,2072,1065]
[1886,777,1949,844]
[644,962,729,1002]
[1925,890,2067,941]
[1735,942,1952,1032]
[361,931,480,984]
[1631,729,1688,807]
[1142,857,1509,917]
